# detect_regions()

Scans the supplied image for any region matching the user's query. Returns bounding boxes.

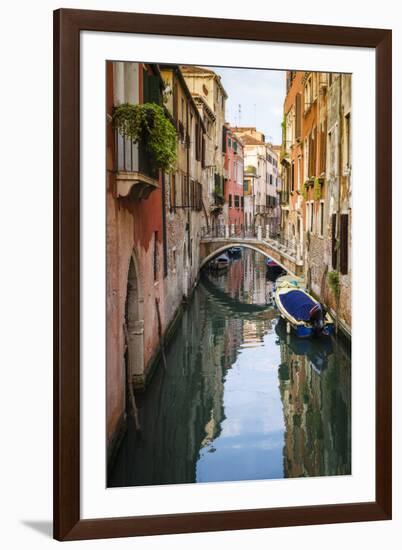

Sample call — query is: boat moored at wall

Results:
[274,285,334,338]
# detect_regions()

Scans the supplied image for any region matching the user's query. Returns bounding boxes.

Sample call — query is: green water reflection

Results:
[108,250,351,487]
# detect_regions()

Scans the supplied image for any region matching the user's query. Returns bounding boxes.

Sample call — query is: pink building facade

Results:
[223,125,244,229]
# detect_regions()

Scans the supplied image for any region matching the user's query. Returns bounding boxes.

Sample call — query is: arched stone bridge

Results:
[199,227,304,277]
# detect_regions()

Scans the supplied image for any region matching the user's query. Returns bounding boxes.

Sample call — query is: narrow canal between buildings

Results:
[108,249,351,487]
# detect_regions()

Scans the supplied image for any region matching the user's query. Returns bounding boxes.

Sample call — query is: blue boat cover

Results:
[279,290,316,321]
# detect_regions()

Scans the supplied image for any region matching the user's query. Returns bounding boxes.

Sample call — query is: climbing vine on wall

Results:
[313,177,322,200]
[327,270,340,297]
[112,102,177,172]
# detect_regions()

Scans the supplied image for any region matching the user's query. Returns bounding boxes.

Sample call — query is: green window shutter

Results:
[340,214,349,274]
[143,69,162,105]
[222,127,227,153]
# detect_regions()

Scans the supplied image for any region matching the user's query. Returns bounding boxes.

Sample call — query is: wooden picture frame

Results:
[53,8,392,541]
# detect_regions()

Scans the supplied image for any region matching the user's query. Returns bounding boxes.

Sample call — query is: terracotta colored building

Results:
[106,62,208,467]
[281,71,352,333]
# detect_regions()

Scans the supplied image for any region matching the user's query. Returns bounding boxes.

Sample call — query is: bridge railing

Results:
[201,224,300,260]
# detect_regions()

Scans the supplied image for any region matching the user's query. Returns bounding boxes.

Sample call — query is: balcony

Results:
[114,131,159,200]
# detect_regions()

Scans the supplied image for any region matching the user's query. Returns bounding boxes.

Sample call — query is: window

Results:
[310,203,314,232]
[297,156,301,190]
[195,122,200,161]
[345,113,351,169]
[234,195,240,208]
[190,179,195,208]
[340,213,349,274]
[304,76,312,112]
[182,174,188,207]
[229,194,232,208]
[320,119,327,174]
[153,232,158,281]
[170,173,176,210]
[319,201,324,237]
[304,138,309,181]
[173,82,178,122]
[295,93,301,139]
[240,196,244,208]
[308,129,316,177]
[307,202,314,233]
[291,161,295,192]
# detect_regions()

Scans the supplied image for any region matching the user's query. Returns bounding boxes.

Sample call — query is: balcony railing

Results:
[114,131,159,199]
[200,225,298,259]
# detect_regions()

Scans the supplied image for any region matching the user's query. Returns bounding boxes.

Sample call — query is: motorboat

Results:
[228,247,242,258]
[274,285,334,338]
[275,274,306,290]
[266,258,285,277]
[209,253,230,271]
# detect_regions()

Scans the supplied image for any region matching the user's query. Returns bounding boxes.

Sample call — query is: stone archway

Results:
[199,243,292,274]
[124,253,145,390]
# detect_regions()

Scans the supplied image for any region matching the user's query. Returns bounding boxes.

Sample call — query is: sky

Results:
[209,66,286,145]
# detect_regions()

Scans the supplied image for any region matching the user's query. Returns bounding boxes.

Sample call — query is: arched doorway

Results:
[124,254,145,390]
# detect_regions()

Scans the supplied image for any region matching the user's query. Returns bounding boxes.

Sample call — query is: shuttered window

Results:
[295,93,301,140]
[340,213,349,274]
[195,123,200,161]
[170,174,176,210]
[308,128,317,177]
[143,68,162,105]
[182,175,188,207]
[222,126,227,153]
[173,81,178,122]
[320,119,327,173]
[291,162,295,191]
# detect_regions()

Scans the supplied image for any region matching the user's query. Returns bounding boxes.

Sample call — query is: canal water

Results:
[108,249,351,487]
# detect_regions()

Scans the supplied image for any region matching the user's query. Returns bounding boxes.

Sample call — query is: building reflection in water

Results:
[108,249,351,487]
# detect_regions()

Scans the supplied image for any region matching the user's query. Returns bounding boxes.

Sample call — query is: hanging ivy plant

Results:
[327,270,340,297]
[313,177,322,200]
[301,181,308,200]
[112,102,177,172]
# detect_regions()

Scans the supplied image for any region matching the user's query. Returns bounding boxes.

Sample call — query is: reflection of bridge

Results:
[200,226,303,277]
[199,273,278,321]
